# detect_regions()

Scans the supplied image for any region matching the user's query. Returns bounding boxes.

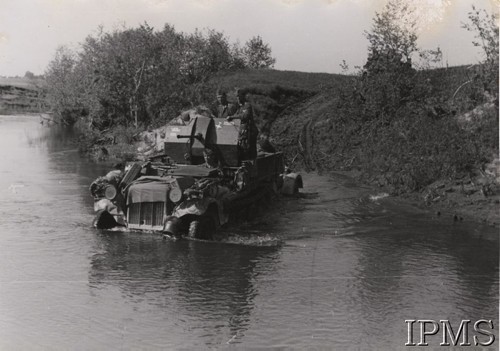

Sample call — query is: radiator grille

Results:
[128,202,165,229]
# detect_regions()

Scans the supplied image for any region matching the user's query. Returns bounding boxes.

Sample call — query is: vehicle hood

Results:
[126,176,194,204]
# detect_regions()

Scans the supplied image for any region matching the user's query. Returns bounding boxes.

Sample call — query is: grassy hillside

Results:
[213,68,346,91]
[210,67,496,175]
[0,77,47,114]
[267,67,497,170]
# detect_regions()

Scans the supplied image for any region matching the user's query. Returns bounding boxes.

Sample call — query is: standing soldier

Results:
[226,89,258,161]
[216,90,237,119]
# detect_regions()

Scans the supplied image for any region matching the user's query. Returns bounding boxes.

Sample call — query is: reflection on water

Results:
[89,233,280,346]
[0,116,497,350]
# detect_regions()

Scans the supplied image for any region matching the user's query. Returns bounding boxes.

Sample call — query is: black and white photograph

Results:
[0,0,498,349]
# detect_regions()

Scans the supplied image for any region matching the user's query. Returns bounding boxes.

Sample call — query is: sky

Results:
[0,0,498,76]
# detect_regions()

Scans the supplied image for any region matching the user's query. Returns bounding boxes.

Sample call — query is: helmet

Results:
[216,89,227,98]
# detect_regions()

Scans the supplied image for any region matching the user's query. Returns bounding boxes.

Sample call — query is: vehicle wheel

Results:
[188,215,216,240]
[271,177,280,195]
[274,175,283,193]
[93,210,117,229]
[187,220,200,239]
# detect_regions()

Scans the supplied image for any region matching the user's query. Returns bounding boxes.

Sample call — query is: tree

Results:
[243,36,276,69]
[462,6,499,99]
[363,0,417,74]
[24,71,35,79]
[45,46,85,124]
[178,29,237,104]
[44,23,277,132]
[359,0,436,118]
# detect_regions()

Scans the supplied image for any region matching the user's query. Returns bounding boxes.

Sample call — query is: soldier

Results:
[257,132,276,153]
[216,90,237,119]
[202,148,222,169]
[226,89,258,161]
[176,105,215,125]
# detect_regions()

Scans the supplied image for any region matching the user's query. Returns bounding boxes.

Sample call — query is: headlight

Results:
[169,186,183,203]
[104,184,117,200]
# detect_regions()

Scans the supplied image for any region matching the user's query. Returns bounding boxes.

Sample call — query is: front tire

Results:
[93,210,115,229]
[188,215,216,240]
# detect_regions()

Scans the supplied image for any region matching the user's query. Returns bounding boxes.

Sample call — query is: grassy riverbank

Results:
[260,67,499,227]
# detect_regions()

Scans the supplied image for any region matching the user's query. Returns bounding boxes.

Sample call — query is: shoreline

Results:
[400,189,499,229]
[332,169,500,229]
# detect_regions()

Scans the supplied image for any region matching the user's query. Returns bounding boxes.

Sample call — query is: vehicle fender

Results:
[93,210,126,229]
[94,199,126,226]
[173,198,228,227]
[173,197,214,217]
[163,216,182,236]
[281,173,303,195]
[94,198,117,213]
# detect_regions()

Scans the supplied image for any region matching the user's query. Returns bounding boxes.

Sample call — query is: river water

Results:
[0,115,498,350]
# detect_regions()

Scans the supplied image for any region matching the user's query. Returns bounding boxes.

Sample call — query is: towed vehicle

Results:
[89,114,302,240]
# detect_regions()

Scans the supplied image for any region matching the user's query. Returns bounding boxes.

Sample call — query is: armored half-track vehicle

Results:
[90,114,302,240]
